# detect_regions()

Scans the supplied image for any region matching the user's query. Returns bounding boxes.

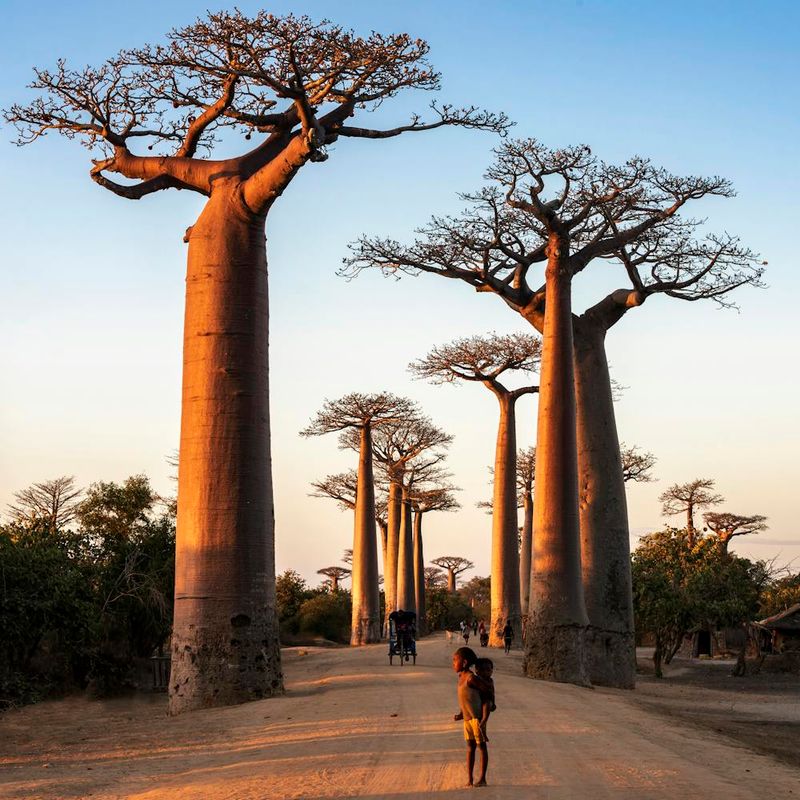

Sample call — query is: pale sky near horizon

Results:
[1,0,798,586]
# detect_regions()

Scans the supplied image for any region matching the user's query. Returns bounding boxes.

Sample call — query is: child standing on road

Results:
[452,646,490,787]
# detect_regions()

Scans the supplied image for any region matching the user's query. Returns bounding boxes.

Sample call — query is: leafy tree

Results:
[460,575,492,621]
[297,592,352,644]
[426,589,473,632]
[632,528,762,677]
[276,570,311,638]
[759,572,800,618]
[703,512,768,554]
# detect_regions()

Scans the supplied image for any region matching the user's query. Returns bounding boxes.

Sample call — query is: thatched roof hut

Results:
[757,603,800,653]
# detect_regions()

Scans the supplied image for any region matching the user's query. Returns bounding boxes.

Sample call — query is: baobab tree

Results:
[302,392,415,645]
[5,11,507,714]
[660,478,724,547]
[620,444,657,483]
[7,476,83,533]
[342,415,452,625]
[317,566,351,592]
[410,333,539,645]
[516,447,536,620]
[432,556,474,593]
[703,512,768,554]
[425,566,447,590]
[411,485,460,635]
[345,138,763,687]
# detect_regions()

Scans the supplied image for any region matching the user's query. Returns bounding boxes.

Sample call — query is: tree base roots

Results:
[523,623,591,686]
[585,626,635,689]
[351,616,382,646]
[168,613,283,715]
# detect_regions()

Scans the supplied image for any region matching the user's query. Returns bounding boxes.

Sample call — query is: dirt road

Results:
[1,634,797,799]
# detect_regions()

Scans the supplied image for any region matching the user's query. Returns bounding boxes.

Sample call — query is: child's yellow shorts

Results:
[463,719,487,744]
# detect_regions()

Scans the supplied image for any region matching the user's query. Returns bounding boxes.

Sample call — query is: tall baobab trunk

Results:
[446,568,456,593]
[396,489,416,613]
[686,506,696,547]
[170,187,282,714]
[489,393,522,646]
[413,510,426,635]
[383,480,402,634]
[377,518,388,579]
[519,492,533,620]
[573,324,634,688]
[351,425,381,644]
[524,237,589,686]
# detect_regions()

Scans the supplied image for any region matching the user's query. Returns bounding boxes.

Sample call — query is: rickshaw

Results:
[388,609,417,665]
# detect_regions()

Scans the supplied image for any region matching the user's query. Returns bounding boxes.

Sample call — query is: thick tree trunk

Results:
[523,241,589,686]
[383,480,402,634]
[573,324,635,688]
[377,519,388,580]
[489,394,522,647]
[413,510,426,635]
[170,185,282,715]
[687,507,695,547]
[351,425,381,645]
[447,569,456,594]
[396,490,416,614]
[519,492,533,620]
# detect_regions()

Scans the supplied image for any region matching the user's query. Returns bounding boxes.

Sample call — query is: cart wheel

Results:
[389,654,393,665]
[413,654,417,665]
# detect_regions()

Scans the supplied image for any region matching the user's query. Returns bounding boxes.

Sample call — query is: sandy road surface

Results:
[1,633,798,799]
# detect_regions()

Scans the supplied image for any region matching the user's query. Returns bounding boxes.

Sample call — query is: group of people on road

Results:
[458,618,515,652]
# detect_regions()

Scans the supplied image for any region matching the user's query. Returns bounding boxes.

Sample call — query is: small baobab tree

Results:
[411,333,539,645]
[703,512,768,554]
[318,566,351,592]
[660,479,724,547]
[432,556,474,593]
[345,138,763,687]
[343,549,353,565]
[516,447,536,620]
[302,392,415,645]
[411,485,460,635]
[620,444,657,484]
[4,10,507,713]
[7,476,83,533]
[424,566,447,590]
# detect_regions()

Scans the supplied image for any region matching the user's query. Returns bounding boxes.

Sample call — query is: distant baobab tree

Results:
[317,566,351,592]
[620,444,657,484]
[342,415,452,626]
[302,392,415,645]
[703,512,768,554]
[660,478,724,547]
[7,476,82,533]
[516,447,536,620]
[411,486,460,634]
[346,138,763,688]
[432,556,474,593]
[342,549,353,565]
[411,333,539,646]
[4,11,507,714]
[424,566,447,590]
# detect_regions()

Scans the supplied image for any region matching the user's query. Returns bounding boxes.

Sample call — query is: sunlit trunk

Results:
[489,394,522,647]
[446,569,456,593]
[574,325,634,688]
[413,509,426,635]
[170,186,282,714]
[523,239,589,685]
[383,480,402,634]
[396,489,416,614]
[350,425,381,645]
[519,492,533,619]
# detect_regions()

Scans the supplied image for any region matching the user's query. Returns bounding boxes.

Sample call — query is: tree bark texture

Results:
[170,184,282,715]
[351,425,381,645]
[383,480,402,634]
[523,240,589,686]
[519,492,533,620]
[446,568,456,594]
[489,394,522,647]
[413,510,426,635]
[396,490,416,614]
[574,324,635,688]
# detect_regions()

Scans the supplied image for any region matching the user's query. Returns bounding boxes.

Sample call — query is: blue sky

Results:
[1,1,798,582]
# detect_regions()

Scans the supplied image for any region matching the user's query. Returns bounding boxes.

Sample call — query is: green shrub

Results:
[297,591,351,643]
